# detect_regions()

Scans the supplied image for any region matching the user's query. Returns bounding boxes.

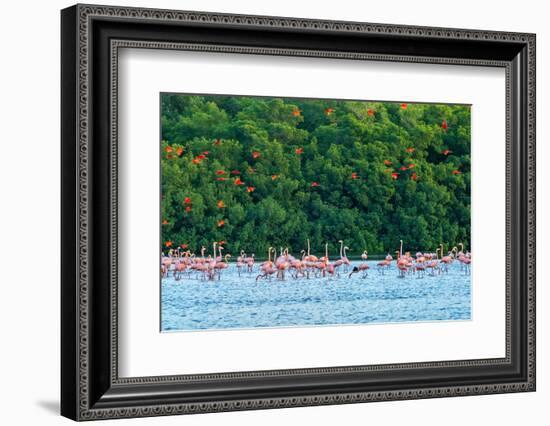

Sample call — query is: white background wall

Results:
[0,0,547,424]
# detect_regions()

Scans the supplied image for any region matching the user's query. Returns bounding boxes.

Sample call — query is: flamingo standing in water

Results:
[414,252,426,278]
[290,250,307,278]
[337,240,351,270]
[260,247,274,271]
[348,264,370,279]
[456,243,466,271]
[457,244,472,274]
[275,248,290,280]
[213,254,231,279]
[304,239,319,265]
[256,247,277,281]
[375,252,392,274]
[460,254,472,274]
[246,253,255,273]
[396,241,410,278]
[361,250,368,260]
[315,243,329,277]
[205,242,218,280]
[425,247,441,276]
[236,250,246,276]
[439,244,455,273]
[173,251,190,280]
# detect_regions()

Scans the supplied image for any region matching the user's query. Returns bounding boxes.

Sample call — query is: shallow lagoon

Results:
[161,260,471,332]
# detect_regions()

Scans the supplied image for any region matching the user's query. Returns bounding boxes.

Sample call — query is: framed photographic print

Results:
[61,3,536,421]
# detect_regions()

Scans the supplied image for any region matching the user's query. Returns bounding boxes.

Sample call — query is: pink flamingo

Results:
[396,241,409,278]
[214,254,231,279]
[316,243,331,277]
[414,252,426,278]
[376,259,390,274]
[439,244,455,273]
[246,253,255,273]
[348,263,370,279]
[173,251,190,280]
[290,250,307,278]
[275,248,290,280]
[461,255,471,274]
[236,250,246,276]
[256,248,277,281]
[425,247,441,276]
[338,240,351,272]
[260,247,274,272]
[304,239,319,263]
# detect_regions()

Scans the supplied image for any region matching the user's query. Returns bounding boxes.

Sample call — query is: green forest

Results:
[160,94,471,257]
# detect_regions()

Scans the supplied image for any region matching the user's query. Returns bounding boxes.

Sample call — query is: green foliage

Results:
[160,94,471,257]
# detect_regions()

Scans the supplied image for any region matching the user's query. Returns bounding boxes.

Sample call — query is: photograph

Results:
[57,2,536,421]
[159,93,472,332]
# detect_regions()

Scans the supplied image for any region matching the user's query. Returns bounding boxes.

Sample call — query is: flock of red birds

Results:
[162,106,463,254]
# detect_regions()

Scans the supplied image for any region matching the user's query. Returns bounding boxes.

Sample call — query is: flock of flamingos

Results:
[161,239,472,282]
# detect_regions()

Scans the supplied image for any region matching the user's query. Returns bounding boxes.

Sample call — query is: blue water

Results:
[161,260,471,332]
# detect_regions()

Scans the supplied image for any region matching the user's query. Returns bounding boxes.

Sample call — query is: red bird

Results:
[411,172,418,181]
[164,146,173,153]
[176,147,184,157]
[311,182,320,187]
[391,172,399,180]
[252,151,261,159]
[325,108,335,115]
[295,148,304,155]
[234,178,245,185]
[406,147,415,153]
[215,170,226,175]
[247,186,256,193]
[400,103,408,109]
[165,241,173,247]
[217,220,225,227]
[213,138,222,146]
[202,151,210,155]
[452,170,462,175]
[442,149,453,156]
[161,219,169,225]
[351,172,359,180]
[184,197,191,204]
[181,244,188,249]
[196,154,206,160]
[217,200,225,208]
[271,175,279,181]
[400,166,408,171]
[367,109,375,116]
[442,120,448,130]
[185,206,192,212]
[408,164,416,169]
[292,109,301,117]
[384,160,392,166]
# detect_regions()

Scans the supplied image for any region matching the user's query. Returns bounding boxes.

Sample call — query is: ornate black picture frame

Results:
[61,3,536,421]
